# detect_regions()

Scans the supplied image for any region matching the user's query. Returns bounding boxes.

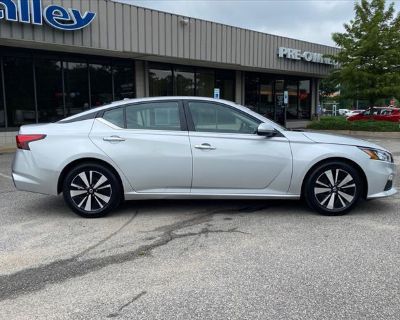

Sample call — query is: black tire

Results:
[63,162,122,218]
[304,161,363,216]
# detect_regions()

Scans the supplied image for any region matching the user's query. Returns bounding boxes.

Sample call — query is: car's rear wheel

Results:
[63,163,121,218]
[304,161,363,216]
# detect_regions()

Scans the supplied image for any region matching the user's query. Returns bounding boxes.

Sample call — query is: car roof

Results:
[60,97,236,121]
[58,96,273,125]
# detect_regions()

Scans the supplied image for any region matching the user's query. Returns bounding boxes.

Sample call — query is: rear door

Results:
[90,100,192,193]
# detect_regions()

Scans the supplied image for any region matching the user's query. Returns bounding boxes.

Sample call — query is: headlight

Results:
[359,147,393,162]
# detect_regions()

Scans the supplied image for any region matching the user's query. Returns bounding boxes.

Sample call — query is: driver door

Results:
[185,101,292,195]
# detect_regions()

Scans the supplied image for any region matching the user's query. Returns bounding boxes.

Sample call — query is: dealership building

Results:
[0,0,338,146]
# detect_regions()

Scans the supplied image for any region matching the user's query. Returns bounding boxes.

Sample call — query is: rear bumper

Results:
[12,150,58,196]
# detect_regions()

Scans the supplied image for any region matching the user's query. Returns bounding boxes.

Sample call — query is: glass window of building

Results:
[188,101,259,134]
[90,62,113,107]
[149,64,235,101]
[175,68,195,96]
[113,62,135,101]
[299,80,311,119]
[149,65,173,96]
[259,77,274,119]
[64,61,90,116]
[3,56,36,127]
[35,59,64,123]
[286,80,299,120]
[244,73,260,112]
[196,69,214,98]
[0,61,4,128]
[215,70,235,101]
[126,102,180,130]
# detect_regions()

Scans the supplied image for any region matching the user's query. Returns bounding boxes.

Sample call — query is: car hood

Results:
[300,131,388,151]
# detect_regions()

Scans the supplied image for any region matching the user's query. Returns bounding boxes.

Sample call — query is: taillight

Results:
[16,134,46,150]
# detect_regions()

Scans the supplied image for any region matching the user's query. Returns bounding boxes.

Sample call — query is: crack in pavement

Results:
[74,211,139,259]
[0,190,16,194]
[173,227,249,239]
[106,291,147,318]
[0,209,248,302]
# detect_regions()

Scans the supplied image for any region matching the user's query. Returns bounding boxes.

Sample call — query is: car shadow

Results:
[25,194,394,219]
[115,198,312,218]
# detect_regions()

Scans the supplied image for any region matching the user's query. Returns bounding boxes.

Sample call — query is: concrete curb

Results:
[309,130,400,139]
[0,146,16,154]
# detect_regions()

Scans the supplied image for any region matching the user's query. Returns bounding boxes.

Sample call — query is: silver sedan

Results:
[12,97,397,218]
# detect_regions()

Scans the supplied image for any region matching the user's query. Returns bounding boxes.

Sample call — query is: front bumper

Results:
[365,159,397,199]
[367,188,397,199]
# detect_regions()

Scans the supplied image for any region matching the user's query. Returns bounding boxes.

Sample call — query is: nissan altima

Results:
[12,97,396,218]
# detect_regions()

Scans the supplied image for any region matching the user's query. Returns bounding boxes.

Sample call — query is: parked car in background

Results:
[373,108,400,122]
[12,97,396,218]
[347,107,400,122]
[338,109,350,116]
[345,110,365,118]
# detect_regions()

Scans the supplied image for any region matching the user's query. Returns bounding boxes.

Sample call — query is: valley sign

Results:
[0,0,96,31]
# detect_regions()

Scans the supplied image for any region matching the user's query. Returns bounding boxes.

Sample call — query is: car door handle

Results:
[194,143,216,150]
[103,136,126,142]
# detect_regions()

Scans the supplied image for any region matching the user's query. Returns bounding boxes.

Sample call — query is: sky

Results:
[114,0,400,47]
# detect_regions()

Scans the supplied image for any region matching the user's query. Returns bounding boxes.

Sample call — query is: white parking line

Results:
[0,172,12,180]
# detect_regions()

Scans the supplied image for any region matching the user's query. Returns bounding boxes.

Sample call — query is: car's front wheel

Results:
[63,163,122,218]
[304,161,363,215]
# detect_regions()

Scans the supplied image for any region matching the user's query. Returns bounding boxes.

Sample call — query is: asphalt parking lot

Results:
[0,136,399,320]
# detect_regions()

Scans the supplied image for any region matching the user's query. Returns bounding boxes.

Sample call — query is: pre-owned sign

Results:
[0,0,96,31]
[278,47,336,65]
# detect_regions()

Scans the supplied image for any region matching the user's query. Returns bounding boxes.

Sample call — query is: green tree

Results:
[319,77,338,103]
[330,0,400,106]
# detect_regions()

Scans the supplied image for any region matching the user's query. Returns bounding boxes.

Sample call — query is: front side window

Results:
[126,102,181,131]
[188,102,260,134]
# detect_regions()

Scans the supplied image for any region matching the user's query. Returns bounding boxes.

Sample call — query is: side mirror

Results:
[257,123,277,137]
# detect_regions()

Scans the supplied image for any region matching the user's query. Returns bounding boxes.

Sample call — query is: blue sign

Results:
[0,0,96,31]
[213,88,220,99]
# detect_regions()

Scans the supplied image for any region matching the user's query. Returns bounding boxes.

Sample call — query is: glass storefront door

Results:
[259,78,274,119]
[274,80,286,126]
[245,72,312,126]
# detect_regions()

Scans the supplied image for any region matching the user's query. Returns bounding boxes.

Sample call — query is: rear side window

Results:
[126,102,181,131]
[103,108,124,127]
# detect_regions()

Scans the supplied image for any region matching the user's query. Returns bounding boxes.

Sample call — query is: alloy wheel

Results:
[69,170,113,212]
[314,168,356,211]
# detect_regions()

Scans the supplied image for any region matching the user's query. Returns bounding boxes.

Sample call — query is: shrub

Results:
[306,117,400,132]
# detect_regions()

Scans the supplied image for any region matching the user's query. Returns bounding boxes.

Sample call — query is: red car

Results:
[347,107,400,122]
